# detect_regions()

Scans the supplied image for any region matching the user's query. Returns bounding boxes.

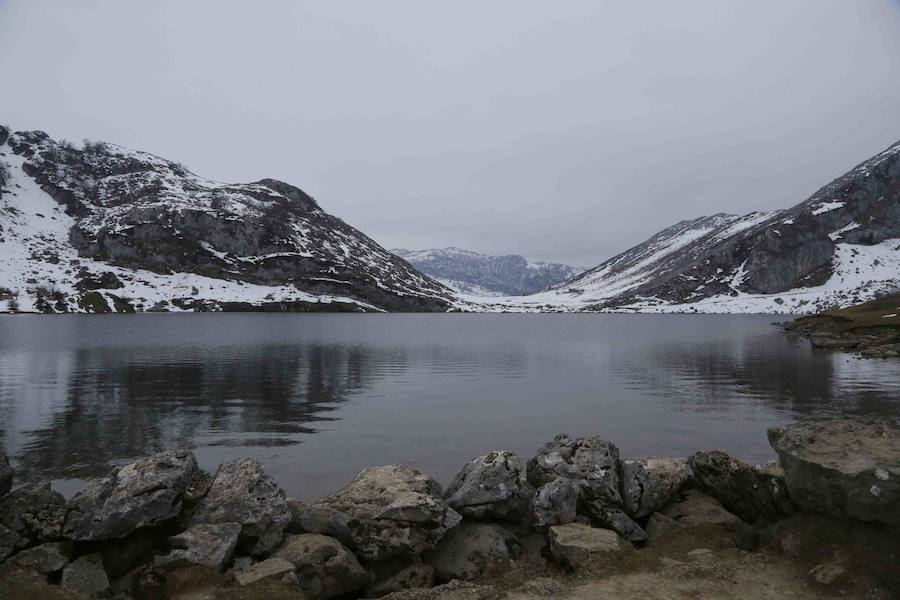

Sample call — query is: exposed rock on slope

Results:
[517,139,900,314]
[393,247,582,296]
[0,125,452,313]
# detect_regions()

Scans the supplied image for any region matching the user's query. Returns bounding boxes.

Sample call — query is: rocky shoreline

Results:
[1,418,898,599]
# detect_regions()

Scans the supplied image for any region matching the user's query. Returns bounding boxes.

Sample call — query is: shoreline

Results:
[1,418,898,599]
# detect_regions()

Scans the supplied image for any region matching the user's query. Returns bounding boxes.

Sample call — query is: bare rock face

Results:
[527,435,622,506]
[0,452,13,496]
[445,451,533,521]
[768,418,900,527]
[154,522,241,571]
[620,457,692,518]
[530,478,580,527]
[189,458,291,556]
[688,450,793,523]
[273,533,369,600]
[423,523,521,583]
[301,465,461,562]
[547,523,624,569]
[0,482,68,543]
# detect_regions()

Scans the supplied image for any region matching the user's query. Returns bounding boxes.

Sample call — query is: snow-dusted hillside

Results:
[501,139,900,314]
[393,247,582,296]
[0,126,452,313]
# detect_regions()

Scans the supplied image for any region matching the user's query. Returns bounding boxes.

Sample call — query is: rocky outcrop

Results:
[423,523,521,582]
[271,533,369,599]
[189,458,291,556]
[301,465,461,561]
[527,435,622,506]
[65,450,198,540]
[444,451,532,521]
[547,523,625,569]
[768,418,900,527]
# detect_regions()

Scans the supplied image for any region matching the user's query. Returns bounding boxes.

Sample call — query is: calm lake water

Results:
[1,313,899,501]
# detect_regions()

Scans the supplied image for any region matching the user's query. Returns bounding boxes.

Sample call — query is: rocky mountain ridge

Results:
[393,247,583,296]
[0,126,452,313]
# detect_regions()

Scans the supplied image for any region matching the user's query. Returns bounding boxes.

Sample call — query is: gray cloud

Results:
[2,0,899,265]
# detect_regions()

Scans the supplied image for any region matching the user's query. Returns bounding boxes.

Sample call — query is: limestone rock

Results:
[688,450,792,523]
[530,478,579,527]
[423,523,521,582]
[0,452,13,497]
[580,500,647,543]
[8,542,71,574]
[365,558,434,597]
[189,458,291,556]
[547,523,624,569]
[301,465,461,561]
[273,533,368,599]
[527,435,622,506]
[620,457,692,518]
[0,482,67,542]
[154,522,241,571]
[65,450,198,541]
[445,451,532,521]
[769,418,900,526]
[61,553,110,599]
[234,556,296,586]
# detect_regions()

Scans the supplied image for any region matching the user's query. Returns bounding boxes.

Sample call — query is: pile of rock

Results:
[0,417,896,599]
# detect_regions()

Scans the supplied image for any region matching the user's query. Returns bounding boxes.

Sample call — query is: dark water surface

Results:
[1,313,898,501]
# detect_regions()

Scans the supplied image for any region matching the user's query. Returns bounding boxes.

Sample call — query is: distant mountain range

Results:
[392,247,583,296]
[2,123,898,314]
[0,126,451,313]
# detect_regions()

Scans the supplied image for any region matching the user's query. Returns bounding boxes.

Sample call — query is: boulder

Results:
[530,478,579,527]
[768,418,900,526]
[189,458,291,556]
[234,557,296,586]
[688,450,792,523]
[154,522,241,571]
[301,465,461,561]
[65,450,198,541]
[365,558,434,597]
[620,457,692,518]
[547,523,624,569]
[579,500,647,543]
[0,452,13,497]
[445,451,532,521]
[8,541,71,574]
[0,482,67,542]
[527,435,622,506]
[661,490,745,527]
[61,553,110,599]
[423,523,520,582]
[0,523,20,562]
[273,533,369,599]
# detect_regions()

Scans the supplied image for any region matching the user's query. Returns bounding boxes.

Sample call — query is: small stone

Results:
[154,522,241,571]
[424,523,521,583]
[548,523,624,569]
[809,561,846,585]
[61,553,110,599]
[9,541,71,574]
[234,557,296,586]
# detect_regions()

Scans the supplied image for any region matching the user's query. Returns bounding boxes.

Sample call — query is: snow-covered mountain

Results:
[0,126,452,313]
[512,138,900,314]
[392,247,583,296]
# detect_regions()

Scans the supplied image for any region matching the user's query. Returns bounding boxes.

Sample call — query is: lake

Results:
[1,313,898,501]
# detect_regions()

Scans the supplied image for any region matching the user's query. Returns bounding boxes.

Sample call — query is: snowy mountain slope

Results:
[393,246,582,295]
[0,126,452,313]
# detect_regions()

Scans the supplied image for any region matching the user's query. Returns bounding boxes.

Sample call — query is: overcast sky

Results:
[2,1,900,266]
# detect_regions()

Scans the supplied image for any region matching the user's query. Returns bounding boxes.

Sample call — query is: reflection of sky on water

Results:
[1,314,898,500]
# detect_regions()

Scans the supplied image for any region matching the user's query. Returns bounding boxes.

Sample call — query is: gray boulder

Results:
[8,541,71,574]
[61,553,110,599]
[527,434,622,506]
[65,450,198,540]
[445,451,532,521]
[0,452,13,497]
[273,533,369,599]
[620,457,692,518]
[547,523,624,569]
[530,478,580,527]
[579,500,647,543]
[423,523,520,582]
[189,458,291,556]
[365,558,434,597]
[688,450,793,523]
[154,522,241,571]
[0,481,67,543]
[769,418,900,526]
[301,465,461,561]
